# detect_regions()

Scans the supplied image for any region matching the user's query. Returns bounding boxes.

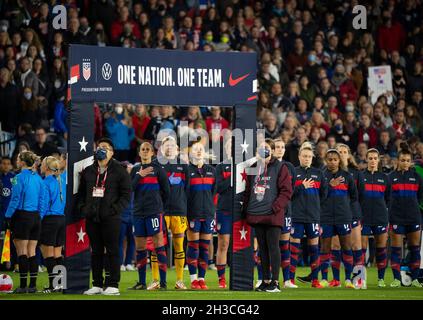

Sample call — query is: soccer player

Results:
[290,142,327,288]
[215,138,232,288]
[186,140,216,290]
[359,148,390,288]
[0,157,15,232]
[157,136,190,290]
[320,149,357,288]
[39,156,66,293]
[4,151,45,293]
[388,143,423,288]
[273,138,297,288]
[336,143,366,288]
[130,142,170,290]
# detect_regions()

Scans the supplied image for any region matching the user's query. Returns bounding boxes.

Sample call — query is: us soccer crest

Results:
[82,59,91,81]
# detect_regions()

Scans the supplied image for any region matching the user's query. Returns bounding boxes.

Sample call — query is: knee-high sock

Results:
[151,252,159,281]
[173,237,185,281]
[375,247,387,280]
[187,240,199,280]
[390,246,401,280]
[136,250,148,285]
[409,245,421,280]
[320,252,330,280]
[18,255,29,288]
[353,249,364,267]
[309,245,320,281]
[342,249,354,280]
[288,241,300,281]
[331,250,341,281]
[198,239,210,279]
[361,248,367,265]
[155,246,167,286]
[28,255,38,288]
[254,250,263,281]
[44,257,56,289]
[217,264,226,280]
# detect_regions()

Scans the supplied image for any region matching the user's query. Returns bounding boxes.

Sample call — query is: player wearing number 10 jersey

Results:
[130,142,170,290]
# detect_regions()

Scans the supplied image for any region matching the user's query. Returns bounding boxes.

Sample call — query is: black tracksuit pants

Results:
[86,217,121,288]
[255,224,281,282]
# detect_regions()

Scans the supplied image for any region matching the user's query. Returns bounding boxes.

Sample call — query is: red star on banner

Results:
[233,219,251,253]
[240,169,247,182]
[65,219,90,257]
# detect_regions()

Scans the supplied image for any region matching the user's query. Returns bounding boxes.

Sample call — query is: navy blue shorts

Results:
[352,220,361,229]
[321,224,351,238]
[133,214,165,237]
[390,224,421,235]
[188,218,215,234]
[361,225,388,236]
[281,217,292,234]
[291,223,320,239]
[216,211,232,235]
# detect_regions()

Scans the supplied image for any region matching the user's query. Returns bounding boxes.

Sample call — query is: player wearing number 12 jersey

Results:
[129,142,170,290]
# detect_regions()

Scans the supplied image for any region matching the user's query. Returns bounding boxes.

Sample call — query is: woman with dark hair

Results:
[243,138,293,293]
[360,148,390,288]
[388,143,423,288]
[320,149,358,289]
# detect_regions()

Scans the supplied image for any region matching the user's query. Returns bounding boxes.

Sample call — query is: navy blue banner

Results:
[69,45,257,106]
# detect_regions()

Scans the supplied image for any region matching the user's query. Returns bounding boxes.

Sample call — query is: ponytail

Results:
[18,151,40,167]
[43,156,64,202]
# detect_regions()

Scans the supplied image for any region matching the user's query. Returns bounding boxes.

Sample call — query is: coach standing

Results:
[77,138,131,296]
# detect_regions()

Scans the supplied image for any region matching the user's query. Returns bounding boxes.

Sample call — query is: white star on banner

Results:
[239,226,248,240]
[240,140,249,154]
[78,136,88,152]
[77,227,86,243]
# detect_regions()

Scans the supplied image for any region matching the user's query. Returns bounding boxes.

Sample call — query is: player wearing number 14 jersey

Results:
[129,142,170,290]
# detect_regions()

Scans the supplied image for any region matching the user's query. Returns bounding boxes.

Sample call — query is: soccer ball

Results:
[0,274,13,292]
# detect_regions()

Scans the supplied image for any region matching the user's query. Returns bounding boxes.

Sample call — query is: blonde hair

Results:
[299,141,314,155]
[336,143,358,170]
[43,156,64,202]
[18,151,40,167]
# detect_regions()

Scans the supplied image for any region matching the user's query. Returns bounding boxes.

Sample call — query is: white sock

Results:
[198,277,204,281]
[190,274,197,282]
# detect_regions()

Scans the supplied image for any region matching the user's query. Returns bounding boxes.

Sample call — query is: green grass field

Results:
[1,267,423,300]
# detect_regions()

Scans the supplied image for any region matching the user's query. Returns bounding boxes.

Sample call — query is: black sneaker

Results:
[297,274,312,284]
[128,282,147,290]
[13,287,27,294]
[159,283,167,290]
[27,287,37,294]
[265,281,281,293]
[41,287,53,294]
[255,281,269,292]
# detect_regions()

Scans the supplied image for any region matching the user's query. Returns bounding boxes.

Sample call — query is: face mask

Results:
[95,148,107,161]
[335,72,343,77]
[115,106,123,114]
[123,43,130,48]
[394,75,402,81]
[308,54,316,62]
[258,147,270,158]
[24,92,32,100]
[205,35,213,42]
[346,105,354,112]
[335,124,342,131]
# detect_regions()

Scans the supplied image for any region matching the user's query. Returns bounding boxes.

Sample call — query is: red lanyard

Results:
[96,168,108,188]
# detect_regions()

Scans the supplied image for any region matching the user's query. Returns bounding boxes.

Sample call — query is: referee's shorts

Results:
[40,215,66,247]
[11,210,41,241]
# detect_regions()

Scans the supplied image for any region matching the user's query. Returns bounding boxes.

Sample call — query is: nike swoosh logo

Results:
[229,72,250,86]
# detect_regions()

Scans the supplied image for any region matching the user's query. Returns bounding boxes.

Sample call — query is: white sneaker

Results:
[284,280,298,289]
[255,280,262,289]
[147,280,160,290]
[102,287,120,296]
[120,265,126,271]
[125,264,136,271]
[208,263,217,270]
[83,286,103,295]
[38,266,45,273]
[184,265,188,271]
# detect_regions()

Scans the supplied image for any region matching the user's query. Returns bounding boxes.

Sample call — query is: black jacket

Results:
[359,170,390,226]
[292,166,327,223]
[187,163,216,220]
[77,159,131,222]
[131,161,170,217]
[388,169,423,225]
[321,169,358,225]
[156,158,189,216]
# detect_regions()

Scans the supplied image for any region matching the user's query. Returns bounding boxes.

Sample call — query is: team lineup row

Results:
[3,134,423,294]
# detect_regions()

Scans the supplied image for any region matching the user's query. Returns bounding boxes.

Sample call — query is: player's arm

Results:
[348,173,358,204]
[216,164,231,194]
[38,180,49,219]
[319,170,328,205]
[384,174,391,210]
[158,166,171,204]
[210,166,217,196]
[5,175,23,218]
[130,165,140,191]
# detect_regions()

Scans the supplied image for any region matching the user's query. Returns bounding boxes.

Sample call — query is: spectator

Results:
[296,98,311,125]
[285,126,308,166]
[376,129,397,158]
[389,109,413,140]
[32,127,59,158]
[18,56,38,97]
[0,67,18,131]
[377,10,406,54]
[18,86,48,129]
[132,104,151,146]
[264,112,281,140]
[357,114,378,148]
[53,100,68,149]
[205,106,229,138]
[111,6,141,45]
